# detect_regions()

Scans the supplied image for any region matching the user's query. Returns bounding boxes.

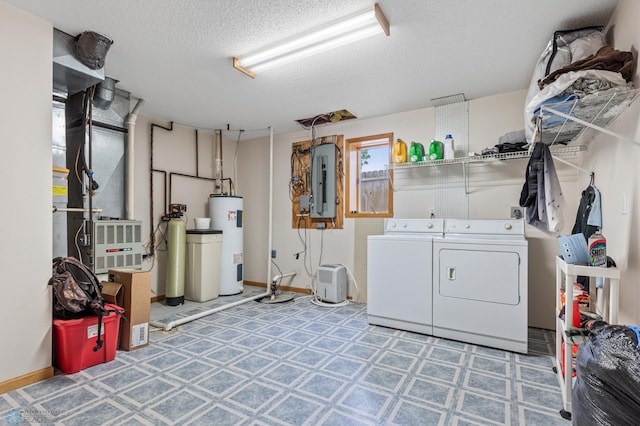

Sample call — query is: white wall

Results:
[582,0,640,325]
[0,1,53,383]
[132,116,239,297]
[236,91,587,329]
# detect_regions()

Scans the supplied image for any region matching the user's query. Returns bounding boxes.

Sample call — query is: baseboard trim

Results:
[0,366,54,394]
[243,281,312,295]
[150,295,165,303]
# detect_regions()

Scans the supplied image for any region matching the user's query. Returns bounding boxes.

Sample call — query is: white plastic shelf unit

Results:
[554,255,620,420]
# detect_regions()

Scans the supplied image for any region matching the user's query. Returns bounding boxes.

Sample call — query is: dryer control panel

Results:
[444,219,524,236]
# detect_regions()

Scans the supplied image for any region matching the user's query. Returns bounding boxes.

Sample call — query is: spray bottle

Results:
[588,231,606,288]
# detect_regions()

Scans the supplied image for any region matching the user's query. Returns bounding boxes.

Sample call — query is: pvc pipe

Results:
[272,271,296,283]
[151,292,268,331]
[126,98,145,220]
[267,127,274,290]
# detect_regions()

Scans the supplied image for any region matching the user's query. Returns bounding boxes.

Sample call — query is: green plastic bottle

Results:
[409,142,425,162]
[429,140,444,160]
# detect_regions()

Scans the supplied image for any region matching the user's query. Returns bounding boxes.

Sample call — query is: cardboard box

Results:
[108,269,151,351]
[101,281,124,307]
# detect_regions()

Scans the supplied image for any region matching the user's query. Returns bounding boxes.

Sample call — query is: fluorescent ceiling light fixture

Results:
[233,4,389,78]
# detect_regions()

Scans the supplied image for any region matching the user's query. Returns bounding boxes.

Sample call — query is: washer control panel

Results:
[385,218,445,234]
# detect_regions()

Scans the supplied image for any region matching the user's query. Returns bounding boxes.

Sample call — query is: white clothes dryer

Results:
[433,219,528,353]
[367,218,444,335]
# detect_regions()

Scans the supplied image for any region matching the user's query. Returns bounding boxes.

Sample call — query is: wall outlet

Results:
[271,250,276,259]
[510,206,523,219]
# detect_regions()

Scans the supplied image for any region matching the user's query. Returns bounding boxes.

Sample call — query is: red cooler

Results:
[52,304,123,374]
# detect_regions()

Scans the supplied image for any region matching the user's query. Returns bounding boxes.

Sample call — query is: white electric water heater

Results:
[209,195,243,295]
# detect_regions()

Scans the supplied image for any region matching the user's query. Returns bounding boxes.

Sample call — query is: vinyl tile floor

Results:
[2,294,567,425]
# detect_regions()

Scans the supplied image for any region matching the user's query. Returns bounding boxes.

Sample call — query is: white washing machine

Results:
[367,218,444,335]
[433,219,528,353]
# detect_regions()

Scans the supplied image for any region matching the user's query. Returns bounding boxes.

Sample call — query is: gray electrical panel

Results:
[310,143,337,219]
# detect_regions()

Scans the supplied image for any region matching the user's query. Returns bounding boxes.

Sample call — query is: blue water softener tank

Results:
[209,195,244,295]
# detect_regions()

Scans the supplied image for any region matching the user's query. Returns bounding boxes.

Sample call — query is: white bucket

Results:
[194,217,211,230]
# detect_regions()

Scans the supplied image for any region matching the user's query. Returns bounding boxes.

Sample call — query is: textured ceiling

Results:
[6,0,618,134]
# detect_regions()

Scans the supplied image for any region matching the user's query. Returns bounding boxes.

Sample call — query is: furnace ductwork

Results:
[53,28,105,95]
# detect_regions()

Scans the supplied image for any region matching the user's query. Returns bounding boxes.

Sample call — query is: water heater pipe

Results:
[126,98,145,220]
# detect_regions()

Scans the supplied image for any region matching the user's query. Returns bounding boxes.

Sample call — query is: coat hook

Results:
[590,172,595,185]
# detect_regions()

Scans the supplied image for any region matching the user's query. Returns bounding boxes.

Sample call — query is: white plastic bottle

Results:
[443,134,455,160]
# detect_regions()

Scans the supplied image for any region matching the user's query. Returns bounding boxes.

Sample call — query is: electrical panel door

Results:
[310,143,337,219]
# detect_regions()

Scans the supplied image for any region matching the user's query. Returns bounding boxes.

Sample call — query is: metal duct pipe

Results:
[126,98,145,220]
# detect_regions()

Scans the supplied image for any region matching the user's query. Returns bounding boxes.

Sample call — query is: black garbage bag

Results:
[572,323,640,425]
[73,31,113,70]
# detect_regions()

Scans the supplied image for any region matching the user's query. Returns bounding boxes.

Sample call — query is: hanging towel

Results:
[543,144,565,233]
[587,185,602,229]
[519,143,565,233]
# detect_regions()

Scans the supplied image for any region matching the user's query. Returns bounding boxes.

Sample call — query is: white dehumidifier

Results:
[317,264,347,303]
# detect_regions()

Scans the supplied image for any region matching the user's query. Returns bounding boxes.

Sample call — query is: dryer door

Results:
[438,248,520,305]
[433,242,528,353]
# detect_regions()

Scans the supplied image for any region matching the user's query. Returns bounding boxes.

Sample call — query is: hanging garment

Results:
[519,142,565,233]
[572,183,603,289]
[572,184,601,240]
[587,185,602,229]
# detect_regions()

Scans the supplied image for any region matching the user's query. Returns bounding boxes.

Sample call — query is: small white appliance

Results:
[433,219,528,353]
[367,218,444,334]
[317,264,347,303]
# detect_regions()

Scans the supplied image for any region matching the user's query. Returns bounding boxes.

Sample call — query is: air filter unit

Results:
[317,264,347,303]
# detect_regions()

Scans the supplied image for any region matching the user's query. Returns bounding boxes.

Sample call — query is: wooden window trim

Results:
[345,132,393,219]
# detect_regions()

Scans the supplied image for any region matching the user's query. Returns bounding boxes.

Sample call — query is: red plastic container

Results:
[52,304,123,374]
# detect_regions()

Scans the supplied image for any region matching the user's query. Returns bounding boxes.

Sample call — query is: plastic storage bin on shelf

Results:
[52,304,123,374]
